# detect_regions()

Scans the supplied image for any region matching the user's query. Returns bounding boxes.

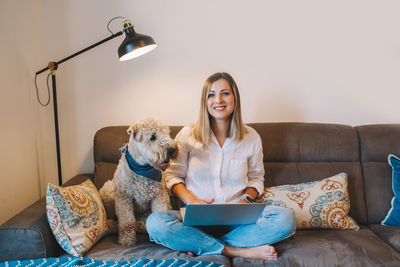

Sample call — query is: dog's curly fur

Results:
[99,118,178,246]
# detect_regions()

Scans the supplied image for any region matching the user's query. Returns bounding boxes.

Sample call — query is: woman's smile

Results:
[207,79,235,121]
[214,105,227,111]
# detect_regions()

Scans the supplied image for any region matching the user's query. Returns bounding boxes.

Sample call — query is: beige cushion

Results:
[46,180,114,256]
[260,173,359,230]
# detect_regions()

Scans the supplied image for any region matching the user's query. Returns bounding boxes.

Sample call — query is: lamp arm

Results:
[33,17,155,186]
[36,31,123,75]
[34,30,122,185]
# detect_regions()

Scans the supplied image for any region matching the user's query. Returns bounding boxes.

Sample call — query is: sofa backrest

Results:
[248,122,367,225]
[93,123,374,225]
[356,124,400,224]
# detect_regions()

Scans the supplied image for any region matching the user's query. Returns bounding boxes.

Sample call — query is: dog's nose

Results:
[167,147,176,158]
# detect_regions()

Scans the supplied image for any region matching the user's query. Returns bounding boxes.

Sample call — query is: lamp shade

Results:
[118,20,157,61]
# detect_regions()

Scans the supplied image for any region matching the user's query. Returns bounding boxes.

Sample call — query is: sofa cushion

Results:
[264,162,366,225]
[94,126,130,165]
[92,123,368,224]
[357,124,400,224]
[94,162,117,190]
[261,173,359,229]
[85,234,231,267]
[231,226,400,266]
[0,228,46,261]
[382,154,400,226]
[248,123,360,162]
[249,123,367,225]
[369,224,400,252]
[361,162,393,224]
[46,180,110,256]
[357,125,400,162]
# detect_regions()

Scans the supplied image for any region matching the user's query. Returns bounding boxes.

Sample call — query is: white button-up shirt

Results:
[164,125,265,204]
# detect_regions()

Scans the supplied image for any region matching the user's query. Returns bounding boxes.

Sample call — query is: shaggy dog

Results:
[99,118,178,245]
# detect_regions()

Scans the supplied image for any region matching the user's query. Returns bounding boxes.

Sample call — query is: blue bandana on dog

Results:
[120,144,162,182]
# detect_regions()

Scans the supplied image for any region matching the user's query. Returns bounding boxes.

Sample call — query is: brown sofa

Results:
[1,122,400,266]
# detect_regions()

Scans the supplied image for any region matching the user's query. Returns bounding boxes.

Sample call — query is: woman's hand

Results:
[187,197,215,205]
[172,183,214,205]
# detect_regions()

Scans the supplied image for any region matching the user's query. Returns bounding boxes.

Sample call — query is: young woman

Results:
[146,72,296,260]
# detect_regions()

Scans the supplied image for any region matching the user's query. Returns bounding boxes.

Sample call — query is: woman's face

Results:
[207,78,235,122]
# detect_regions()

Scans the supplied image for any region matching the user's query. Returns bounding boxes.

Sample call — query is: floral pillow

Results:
[46,180,114,256]
[260,173,359,230]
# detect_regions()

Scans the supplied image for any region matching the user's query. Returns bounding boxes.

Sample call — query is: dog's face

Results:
[127,118,178,171]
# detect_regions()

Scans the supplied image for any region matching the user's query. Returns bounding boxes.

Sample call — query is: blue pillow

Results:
[382,154,400,226]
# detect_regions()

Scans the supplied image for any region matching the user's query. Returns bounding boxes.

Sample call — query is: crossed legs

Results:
[146,206,296,260]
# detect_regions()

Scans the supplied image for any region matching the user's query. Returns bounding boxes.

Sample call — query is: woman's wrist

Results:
[243,187,259,201]
[239,193,255,203]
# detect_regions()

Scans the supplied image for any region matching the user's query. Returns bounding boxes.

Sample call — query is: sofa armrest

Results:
[0,174,92,262]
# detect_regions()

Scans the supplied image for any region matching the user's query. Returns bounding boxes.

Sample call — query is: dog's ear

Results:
[127,124,142,141]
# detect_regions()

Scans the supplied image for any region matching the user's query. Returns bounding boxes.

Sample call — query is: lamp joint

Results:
[123,20,134,33]
[48,61,58,75]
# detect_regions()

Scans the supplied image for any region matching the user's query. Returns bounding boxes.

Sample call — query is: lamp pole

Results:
[49,62,62,186]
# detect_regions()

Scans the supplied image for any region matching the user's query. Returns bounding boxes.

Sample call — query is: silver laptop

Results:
[181,203,267,226]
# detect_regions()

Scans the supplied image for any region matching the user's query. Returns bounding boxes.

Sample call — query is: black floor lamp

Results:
[35,17,157,186]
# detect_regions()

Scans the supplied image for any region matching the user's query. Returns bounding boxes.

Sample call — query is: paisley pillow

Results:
[46,180,112,256]
[260,173,359,230]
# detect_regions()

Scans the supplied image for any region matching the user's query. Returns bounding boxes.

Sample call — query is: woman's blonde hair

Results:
[193,72,248,144]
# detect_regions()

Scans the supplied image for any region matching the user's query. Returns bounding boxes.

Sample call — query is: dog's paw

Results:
[105,219,118,235]
[118,235,137,246]
[118,222,137,246]
[136,220,147,234]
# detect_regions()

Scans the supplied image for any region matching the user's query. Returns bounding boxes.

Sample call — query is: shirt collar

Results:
[210,130,231,149]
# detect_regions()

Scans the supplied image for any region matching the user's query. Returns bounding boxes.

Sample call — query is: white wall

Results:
[0,0,47,224]
[1,0,399,224]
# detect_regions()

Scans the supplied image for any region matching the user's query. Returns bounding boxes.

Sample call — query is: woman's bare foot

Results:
[222,244,278,260]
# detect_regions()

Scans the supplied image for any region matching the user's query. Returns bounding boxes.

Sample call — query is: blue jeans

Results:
[146,205,296,256]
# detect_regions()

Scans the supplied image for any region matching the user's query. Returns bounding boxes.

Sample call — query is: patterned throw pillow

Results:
[260,173,359,230]
[381,154,400,226]
[46,180,110,256]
